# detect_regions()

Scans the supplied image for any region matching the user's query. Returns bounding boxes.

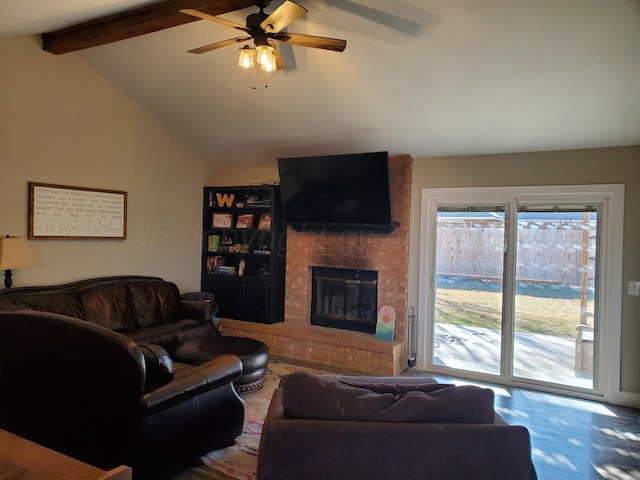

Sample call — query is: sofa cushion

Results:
[80,283,137,331]
[371,385,496,424]
[281,372,495,424]
[139,343,174,386]
[128,281,180,327]
[17,292,84,319]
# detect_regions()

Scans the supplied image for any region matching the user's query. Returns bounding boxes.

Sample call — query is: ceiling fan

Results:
[180,0,347,72]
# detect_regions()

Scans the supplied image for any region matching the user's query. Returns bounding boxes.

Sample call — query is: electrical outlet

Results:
[629,281,640,296]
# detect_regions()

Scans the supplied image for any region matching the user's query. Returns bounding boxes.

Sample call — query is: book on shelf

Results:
[217,266,237,275]
[206,256,225,274]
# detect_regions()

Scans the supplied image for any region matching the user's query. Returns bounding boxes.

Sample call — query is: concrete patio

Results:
[433,323,593,390]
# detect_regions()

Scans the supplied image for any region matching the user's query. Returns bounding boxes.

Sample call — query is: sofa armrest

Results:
[179,300,214,321]
[179,299,221,335]
[141,354,242,415]
[180,292,219,318]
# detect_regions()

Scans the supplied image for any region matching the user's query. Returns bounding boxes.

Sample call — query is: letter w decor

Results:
[216,193,235,208]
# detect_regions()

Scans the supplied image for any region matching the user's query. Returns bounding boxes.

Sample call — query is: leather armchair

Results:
[0,310,245,478]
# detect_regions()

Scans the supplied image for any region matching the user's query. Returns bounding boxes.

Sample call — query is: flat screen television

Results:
[277,151,396,233]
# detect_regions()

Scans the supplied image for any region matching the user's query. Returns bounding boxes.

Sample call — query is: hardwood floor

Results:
[430,374,640,479]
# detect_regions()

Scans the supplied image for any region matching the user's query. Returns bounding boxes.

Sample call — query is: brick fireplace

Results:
[219,155,412,375]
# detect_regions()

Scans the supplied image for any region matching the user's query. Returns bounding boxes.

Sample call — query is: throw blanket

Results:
[281,372,495,424]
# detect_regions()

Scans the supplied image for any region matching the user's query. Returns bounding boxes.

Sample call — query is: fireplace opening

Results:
[311,267,377,334]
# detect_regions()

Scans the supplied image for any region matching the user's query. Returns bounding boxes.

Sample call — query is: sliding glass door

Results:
[420,185,622,399]
[512,207,598,390]
[433,206,507,376]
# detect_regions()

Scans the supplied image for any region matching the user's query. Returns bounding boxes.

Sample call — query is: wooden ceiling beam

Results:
[42,0,256,55]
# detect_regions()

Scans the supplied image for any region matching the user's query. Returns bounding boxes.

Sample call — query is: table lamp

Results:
[0,236,36,288]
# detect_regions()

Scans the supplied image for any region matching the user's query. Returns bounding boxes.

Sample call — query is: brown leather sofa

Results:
[258,373,537,480]
[0,275,220,348]
[0,276,246,478]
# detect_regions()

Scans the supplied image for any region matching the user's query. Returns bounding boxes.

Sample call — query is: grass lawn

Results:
[435,282,594,338]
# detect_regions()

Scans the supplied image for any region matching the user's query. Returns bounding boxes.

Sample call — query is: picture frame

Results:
[28,182,127,240]
[258,213,272,231]
[375,305,397,341]
[236,213,254,229]
[212,213,233,229]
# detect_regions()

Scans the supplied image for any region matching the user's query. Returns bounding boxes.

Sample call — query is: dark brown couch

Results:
[257,373,537,480]
[0,276,245,478]
[0,275,220,348]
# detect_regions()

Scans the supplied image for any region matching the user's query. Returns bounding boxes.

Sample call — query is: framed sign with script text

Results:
[28,182,127,240]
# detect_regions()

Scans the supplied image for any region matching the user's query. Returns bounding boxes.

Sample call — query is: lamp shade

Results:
[0,237,35,271]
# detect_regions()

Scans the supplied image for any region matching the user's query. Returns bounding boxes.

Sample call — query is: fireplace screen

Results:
[311,267,377,334]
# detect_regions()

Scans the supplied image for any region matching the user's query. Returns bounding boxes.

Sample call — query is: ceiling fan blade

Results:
[180,9,251,33]
[274,32,346,52]
[261,0,307,33]
[188,36,251,54]
[268,40,288,70]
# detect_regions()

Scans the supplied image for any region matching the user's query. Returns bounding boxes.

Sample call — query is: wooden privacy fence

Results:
[436,220,596,287]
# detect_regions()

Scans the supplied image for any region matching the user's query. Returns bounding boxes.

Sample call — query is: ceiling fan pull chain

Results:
[252,62,257,90]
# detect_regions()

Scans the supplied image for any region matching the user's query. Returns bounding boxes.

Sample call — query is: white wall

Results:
[0,36,208,292]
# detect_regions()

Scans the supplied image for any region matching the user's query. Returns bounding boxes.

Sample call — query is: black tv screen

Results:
[277,151,395,233]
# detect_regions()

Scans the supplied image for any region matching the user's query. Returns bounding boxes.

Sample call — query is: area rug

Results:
[199,361,330,480]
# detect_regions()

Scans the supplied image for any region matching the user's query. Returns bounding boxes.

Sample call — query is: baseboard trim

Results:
[618,391,640,409]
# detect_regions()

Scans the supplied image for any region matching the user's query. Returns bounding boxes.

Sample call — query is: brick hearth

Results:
[220,155,412,375]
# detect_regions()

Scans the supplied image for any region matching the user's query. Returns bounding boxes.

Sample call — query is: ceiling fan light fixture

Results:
[182,1,346,74]
[256,45,276,72]
[238,45,255,68]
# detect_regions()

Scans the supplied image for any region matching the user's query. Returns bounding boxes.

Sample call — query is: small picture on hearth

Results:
[212,213,233,229]
[375,305,396,341]
[257,213,272,230]
[236,214,254,229]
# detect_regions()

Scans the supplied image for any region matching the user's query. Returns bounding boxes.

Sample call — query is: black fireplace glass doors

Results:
[311,267,378,334]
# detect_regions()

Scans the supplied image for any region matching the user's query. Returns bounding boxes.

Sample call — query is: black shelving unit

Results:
[201,185,286,324]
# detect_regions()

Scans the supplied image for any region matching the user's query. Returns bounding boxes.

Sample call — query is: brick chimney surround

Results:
[220,155,412,375]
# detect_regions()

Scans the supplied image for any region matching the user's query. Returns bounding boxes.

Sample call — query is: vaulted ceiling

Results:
[2,0,639,168]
